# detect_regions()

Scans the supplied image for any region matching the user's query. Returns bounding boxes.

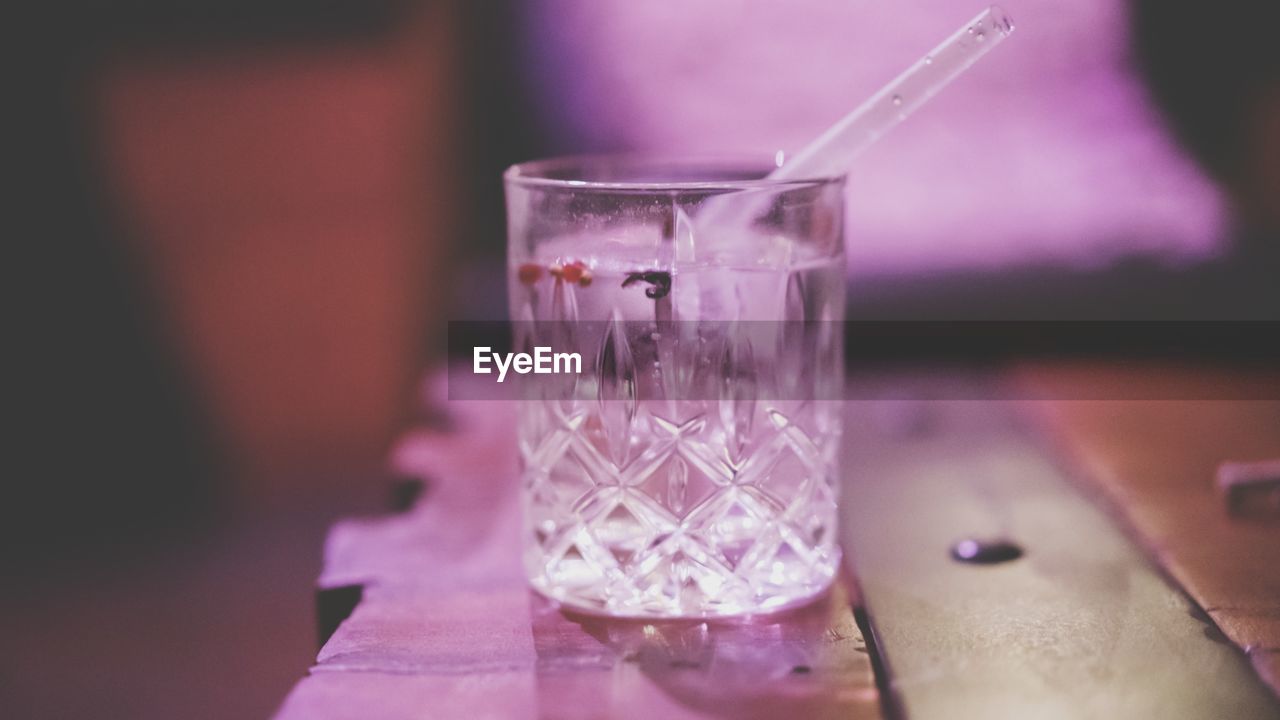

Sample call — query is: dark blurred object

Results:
[316,583,365,648]
[846,245,1280,320]
[9,0,465,540]
[6,2,476,718]
[46,1,413,45]
[90,1,461,509]
[1218,459,1280,521]
[389,475,428,513]
[1132,0,1280,229]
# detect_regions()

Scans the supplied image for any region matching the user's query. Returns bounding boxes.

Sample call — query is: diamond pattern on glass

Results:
[513,254,844,617]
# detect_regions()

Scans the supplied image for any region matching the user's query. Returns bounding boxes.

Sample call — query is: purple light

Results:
[519,0,1226,275]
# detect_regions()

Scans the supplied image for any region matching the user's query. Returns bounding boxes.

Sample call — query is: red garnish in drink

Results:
[560,261,585,284]
[517,263,543,285]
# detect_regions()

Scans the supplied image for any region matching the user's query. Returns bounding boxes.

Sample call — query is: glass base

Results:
[526,551,840,620]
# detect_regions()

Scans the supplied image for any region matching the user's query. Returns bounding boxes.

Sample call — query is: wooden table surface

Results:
[1023,362,1280,696]
[274,389,882,720]
[274,365,1280,717]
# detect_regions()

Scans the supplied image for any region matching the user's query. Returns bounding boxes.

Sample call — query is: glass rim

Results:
[504,154,846,191]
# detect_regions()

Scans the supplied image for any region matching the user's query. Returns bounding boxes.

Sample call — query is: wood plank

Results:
[1023,361,1280,696]
[303,578,877,719]
[277,390,881,719]
[840,396,1279,719]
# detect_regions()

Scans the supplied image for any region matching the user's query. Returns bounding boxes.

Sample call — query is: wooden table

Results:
[274,365,1280,718]
[274,389,883,720]
[1023,362,1280,695]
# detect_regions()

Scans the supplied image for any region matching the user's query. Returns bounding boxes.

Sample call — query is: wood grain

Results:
[276,390,881,719]
[1023,361,1280,695]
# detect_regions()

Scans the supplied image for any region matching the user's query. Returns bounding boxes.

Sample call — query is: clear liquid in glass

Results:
[511,227,843,617]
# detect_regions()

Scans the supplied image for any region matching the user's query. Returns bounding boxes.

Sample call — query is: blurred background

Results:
[5,0,1278,717]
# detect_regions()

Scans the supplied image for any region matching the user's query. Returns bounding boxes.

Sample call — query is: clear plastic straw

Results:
[696,6,1014,229]
[774,5,1014,180]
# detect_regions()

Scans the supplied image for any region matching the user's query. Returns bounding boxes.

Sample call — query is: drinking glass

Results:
[505,156,845,617]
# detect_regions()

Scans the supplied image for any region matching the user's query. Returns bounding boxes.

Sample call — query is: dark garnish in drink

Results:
[622,270,672,300]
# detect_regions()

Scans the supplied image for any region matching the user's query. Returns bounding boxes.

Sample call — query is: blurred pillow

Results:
[518,0,1225,276]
